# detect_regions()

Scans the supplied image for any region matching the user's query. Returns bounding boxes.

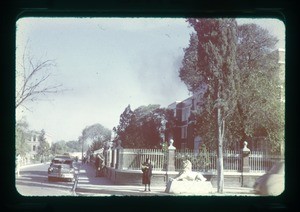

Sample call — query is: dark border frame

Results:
[1,0,297,211]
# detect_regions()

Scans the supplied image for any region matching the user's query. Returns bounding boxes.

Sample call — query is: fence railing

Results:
[175,149,241,172]
[249,151,283,172]
[104,147,283,173]
[174,149,283,173]
[119,149,166,171]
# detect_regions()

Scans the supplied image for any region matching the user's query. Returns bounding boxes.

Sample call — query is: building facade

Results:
[168,83,207,150]
[26,130,53,160]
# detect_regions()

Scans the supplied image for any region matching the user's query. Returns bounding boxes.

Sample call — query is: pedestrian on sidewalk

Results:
[141,158,153,191]
[95,153,105,177]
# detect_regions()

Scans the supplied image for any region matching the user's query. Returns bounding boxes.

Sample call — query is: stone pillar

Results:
[111,147,116,168]
[115,140,123,170]
[103,150,107,166]
[106,148,111,167]
[242,141,251,172]
[167,139,176,172]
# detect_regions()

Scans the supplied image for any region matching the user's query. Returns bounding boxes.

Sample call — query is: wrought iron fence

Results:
[119,149,166,171]
[105,148,283,173]
[174,149,282,173]
[249,151,283,172]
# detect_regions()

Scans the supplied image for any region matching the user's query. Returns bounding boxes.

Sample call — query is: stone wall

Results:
[106,167,262,188]
[106,168,177,186]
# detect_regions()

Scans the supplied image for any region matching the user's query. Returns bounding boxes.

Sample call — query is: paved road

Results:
[16,162,77,196]
[15,161,257,197]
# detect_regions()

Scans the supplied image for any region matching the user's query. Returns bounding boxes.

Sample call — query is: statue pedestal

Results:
[165,180,213,194]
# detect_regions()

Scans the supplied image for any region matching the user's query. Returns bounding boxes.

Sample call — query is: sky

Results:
[15,17,285,142]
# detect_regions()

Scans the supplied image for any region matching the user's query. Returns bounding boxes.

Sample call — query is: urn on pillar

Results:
[242,141,251,172]
[167,139,176,172]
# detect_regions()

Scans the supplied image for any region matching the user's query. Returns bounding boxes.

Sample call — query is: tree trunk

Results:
[217,93,225,193]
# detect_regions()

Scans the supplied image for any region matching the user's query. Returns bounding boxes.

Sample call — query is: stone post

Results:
[242,141,251,172]
[167,139,176,172]
[103,150,107,167]
[106,148,111,167]
[111,147,116,168]
[115,140,123,170]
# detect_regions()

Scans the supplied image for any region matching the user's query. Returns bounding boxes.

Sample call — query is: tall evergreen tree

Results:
[187,18,239,193]
[179,32,200,93]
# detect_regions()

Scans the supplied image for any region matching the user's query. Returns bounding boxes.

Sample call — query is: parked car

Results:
[253,160,285,196]
[48,156,76,182]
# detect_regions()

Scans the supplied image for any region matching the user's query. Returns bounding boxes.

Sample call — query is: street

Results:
[16,161,258,197]
[16,162,78,196]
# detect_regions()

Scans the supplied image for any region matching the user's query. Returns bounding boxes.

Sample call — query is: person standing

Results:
[95,154,100,177]
[95,153,105,177]
[141,158,153,191]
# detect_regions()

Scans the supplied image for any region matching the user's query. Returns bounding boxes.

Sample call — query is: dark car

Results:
[253,160,284,196]
[48,156,76,182]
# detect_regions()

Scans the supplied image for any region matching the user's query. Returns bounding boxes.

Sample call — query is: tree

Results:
[15,119,30,157]
[37,129,51,162]
[186,18,240,193]
[236,24,278,73]
[180,20,283,154]
[80,123,111,153]
[113,104,134,144]
[51,140,66,156]
[114,104,176,148]
[179,19,284,192]
[236,24,283,153]
[179,32,200,93]
[16,45,63,109]
[51,140,82,156]
[65,140,82,152]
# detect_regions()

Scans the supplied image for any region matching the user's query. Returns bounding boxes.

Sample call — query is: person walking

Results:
[141,158,153,191]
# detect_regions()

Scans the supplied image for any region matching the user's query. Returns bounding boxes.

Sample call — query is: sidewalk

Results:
[75,163,258,196]
[75,163,169,196]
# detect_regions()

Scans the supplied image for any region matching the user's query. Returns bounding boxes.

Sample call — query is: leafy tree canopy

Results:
[79,123,111,152]
[179,18,283,153]
[114,104,175,148]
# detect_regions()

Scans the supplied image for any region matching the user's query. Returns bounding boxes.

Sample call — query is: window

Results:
[182,107,190,121]
[181,126,187,139]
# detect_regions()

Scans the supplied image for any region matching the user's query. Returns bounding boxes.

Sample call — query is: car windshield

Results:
[52,159,63,164]
[63,160,73,164]
[51,158,73,165]
[51,164,72,169]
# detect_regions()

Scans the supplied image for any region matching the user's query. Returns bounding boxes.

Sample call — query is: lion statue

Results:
[171,157,207,182]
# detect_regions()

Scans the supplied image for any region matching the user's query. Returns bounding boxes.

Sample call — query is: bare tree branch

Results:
[16,47,64,109]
